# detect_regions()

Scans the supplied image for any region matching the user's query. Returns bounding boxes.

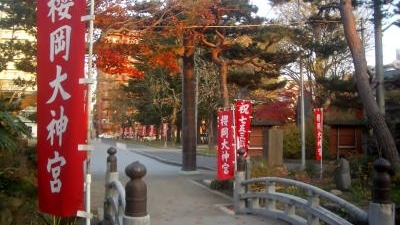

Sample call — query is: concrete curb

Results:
[129,149,216,171]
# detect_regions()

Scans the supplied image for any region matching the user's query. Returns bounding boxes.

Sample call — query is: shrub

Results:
[282,122,330,159]
[250,157,270,178]
[347,155,373,190]
[0,145,43,224]
[391,173,400,205]
[209,179,233,190]
[0,110,31,152]
[282,124,301,158]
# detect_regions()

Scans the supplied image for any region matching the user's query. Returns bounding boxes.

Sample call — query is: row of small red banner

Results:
[122,125,156,137]
[217,104,323,180]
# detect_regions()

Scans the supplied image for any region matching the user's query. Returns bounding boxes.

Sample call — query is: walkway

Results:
[90,139,288,225]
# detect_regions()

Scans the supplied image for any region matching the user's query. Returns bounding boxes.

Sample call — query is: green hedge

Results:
[282,122,330,159]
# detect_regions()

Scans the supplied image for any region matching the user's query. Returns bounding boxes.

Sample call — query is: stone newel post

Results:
[234,149,246,214]
[123,161,150,225]
[368,158,395,225]
[104,147,119,222]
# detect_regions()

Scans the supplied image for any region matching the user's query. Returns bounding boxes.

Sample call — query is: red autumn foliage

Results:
[253,87,297,123]
[253,100,295,124]
[93,0,218,79]
[95,49,144,78]
[94,0,131,30]
[147,52,180,75]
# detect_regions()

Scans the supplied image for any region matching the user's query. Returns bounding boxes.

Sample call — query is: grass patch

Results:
[197,146,217,157]
[114,138,218,156]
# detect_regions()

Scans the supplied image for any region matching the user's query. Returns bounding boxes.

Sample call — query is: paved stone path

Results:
[90,139,289,225]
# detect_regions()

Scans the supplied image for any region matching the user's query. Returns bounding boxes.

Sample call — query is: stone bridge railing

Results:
[102,147,150,225]
[233,151,396,225]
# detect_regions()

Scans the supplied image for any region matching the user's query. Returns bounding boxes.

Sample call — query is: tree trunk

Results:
[181,31,197,171]
[171,104,178,143]
[210,48,230,108]
[340,0,400,172]
[219,62,230,107]
[207,111,216,151]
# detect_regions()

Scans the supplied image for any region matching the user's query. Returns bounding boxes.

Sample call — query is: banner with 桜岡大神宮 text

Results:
[217,108,235,180]
[37,0,88,216]
[314,108,323,162]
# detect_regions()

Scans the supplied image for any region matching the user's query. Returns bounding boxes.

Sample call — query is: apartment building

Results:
[94,30,140,137]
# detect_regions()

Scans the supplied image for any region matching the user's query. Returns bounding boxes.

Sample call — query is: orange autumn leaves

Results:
[96,49,144,78]
[147,52,180,75]
[95,44,181,78]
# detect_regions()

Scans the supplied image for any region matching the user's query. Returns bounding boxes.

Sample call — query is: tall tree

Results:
[124,63,182,141]
[196,51,222,150]
[129,0,213,171]
[94,0,297,170]
[200,0,297,107]
[395,1,400,26]
[272,0,360,109]
[94,0,216,171]
[267,0,400,170]
[181,30,197,171]
[340,0,400,171]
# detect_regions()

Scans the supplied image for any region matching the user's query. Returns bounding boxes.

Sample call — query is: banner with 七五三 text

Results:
[235,99,253,158]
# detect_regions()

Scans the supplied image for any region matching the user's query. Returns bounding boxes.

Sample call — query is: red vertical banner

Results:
[162,123,168,139]
[37,0,87,216]
[314,108,323,162]
[142,125,147,137]
[149,125,155,137]
[235,100,253,157]
[217,109,235,180]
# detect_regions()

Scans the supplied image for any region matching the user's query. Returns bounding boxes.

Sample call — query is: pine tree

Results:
[0,0,36,73]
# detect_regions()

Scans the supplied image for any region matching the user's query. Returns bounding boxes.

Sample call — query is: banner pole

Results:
[320,108,324,179]
[232,106,237,173]
[85,0,95,224]
[320,156,323,179]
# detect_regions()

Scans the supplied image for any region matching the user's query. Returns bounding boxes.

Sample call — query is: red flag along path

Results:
[314,108,323,162]
[217,108,235,180]
[162,123,168,139]
[235,100,253,157]
[37,0,88,216]
[149,125,155,137]
[216,100,253,180]
[142,125,147,137]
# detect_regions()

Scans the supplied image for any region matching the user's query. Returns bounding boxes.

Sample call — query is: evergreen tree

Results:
[0,100,31,151]
[0,0,36,109]
[0,0,36,74]
[272,0,400,170]
[200,0,298,106]
[0,0,35,150]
